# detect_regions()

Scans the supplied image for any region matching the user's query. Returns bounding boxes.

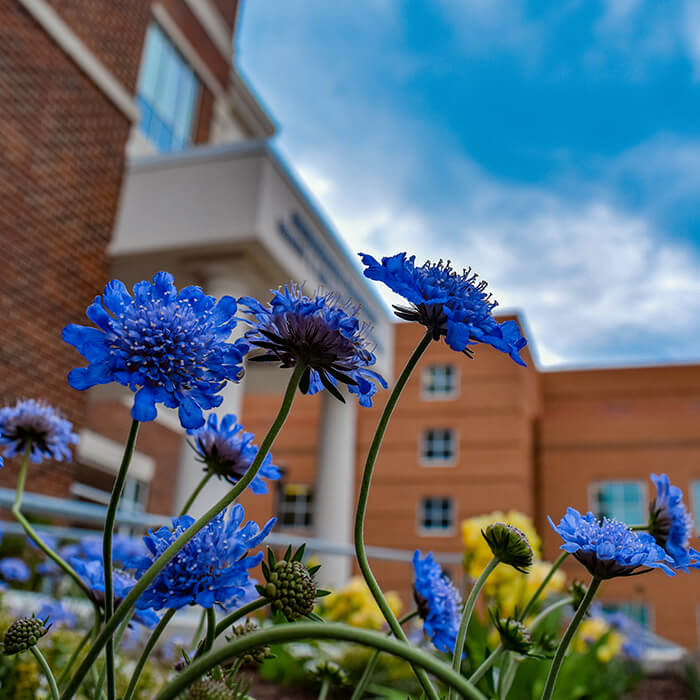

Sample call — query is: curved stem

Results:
[518,552,569,621]
[317,678,330,700]
[191,609,207,648]
[529,596,573,632]
[123,609,176,700]
[469,646,504,686]
[541,577,602,700]
[202,607,216,656]
[178,471,214,517]
[154,622,487,700]
[104,418,140,700]
[30,646,60,700]
[449,557,499,700]
[62,365,304,700]
[214,598,268,638]
[351,610,420,700]
[12,448,96,606]
[354,331,437,700]
[57,623,95,690]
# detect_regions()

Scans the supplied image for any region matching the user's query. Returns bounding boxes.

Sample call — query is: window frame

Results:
[588,479,648,526]
[276,483,314,531]
[421,364,459,401]
[600,601,653,631]
[691,480,700,535]
[417,496,456,536]
[419,428,458,467]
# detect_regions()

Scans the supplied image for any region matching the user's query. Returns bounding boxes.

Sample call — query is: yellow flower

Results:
[317,577,402,630]
[575,618,624,663]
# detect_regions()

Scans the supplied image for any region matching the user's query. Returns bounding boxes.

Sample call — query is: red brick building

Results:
[1,0,699,651]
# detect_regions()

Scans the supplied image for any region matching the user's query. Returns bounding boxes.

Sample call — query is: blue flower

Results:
[36,601,76,629]
[131,505,275,611]
[62,272,248,429]
[78,534,148,568]
[0,399,78,463]
[649,473,700,571]
[188,413,281,494]
[548,508,675,579]
[360,253,527,366]
[69,557,159,628]
[0,558,31,582]
[239,285,387,407]
[412,551,462,655]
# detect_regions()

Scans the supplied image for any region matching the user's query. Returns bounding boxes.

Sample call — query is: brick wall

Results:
[0,1,149,495]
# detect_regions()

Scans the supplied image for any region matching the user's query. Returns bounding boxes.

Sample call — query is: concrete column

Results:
[174,262,251,516]
[313,390,357,589]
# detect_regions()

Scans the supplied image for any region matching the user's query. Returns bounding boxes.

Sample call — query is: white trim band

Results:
[78,429,155,482]
[16,0,140,122]
[184,0,232,59]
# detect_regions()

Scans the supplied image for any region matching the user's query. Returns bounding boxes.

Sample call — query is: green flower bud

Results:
[2,615,51,656]
[569,579,588,611]
[185,679,235,700]
[482,522,533,572]
[494,616,533,655]
[307,660,350,687]
[227,620,271,665]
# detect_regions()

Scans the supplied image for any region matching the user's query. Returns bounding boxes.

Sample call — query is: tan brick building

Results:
[1,0,699,652]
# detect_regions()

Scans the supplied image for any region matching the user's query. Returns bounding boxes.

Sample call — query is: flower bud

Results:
[482,522,533,572]
[185,679,236,700]
[2,615,50,655]
[494,616,533,655]
[227,620,271,665]
[569,579,588,611]
[307,660,349,687]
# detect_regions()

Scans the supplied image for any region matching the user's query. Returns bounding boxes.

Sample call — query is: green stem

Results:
[104,418,140,700]
[123,609,176,700]
[354,330,437,700]
[518,552,569,621]
[541,577,602,700]
[214,598,268,638]
[154,622,487,700]
[62,365,304,700]
[191,609,207,648]
[449,557,499,700]
[202,607,216,655]
[498,656,519,700]
[30,646,60,700]
[529,597,573,632]
[57,623,95,690]
[350,610,420,700]
[317,678,330,700]
[469,646,504,686]
[178,471,214,517]
[96,613,133,694]
[12,448,95,606]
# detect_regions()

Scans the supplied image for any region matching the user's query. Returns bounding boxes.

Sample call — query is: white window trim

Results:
[419,428,458,467]
[587,479,648,525]
[692,479,700,535]
[16,0,140,121]
[78,429,155,483]
[417,497,456,537]
[278,484,313,530]
[184,0,232,59]
[421,364,460,401]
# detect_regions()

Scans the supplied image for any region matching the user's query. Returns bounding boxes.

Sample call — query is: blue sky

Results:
[238,1,700,368]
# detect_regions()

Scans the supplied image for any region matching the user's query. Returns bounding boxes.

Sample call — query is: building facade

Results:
[1,0,699,650]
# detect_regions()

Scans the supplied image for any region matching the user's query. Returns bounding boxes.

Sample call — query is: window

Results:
[136,23,199,152]
[422,365,457,399]
[421,429,456,465]
[590,481,646,525]
[692,481,700,534]
[419,497,454,533]
[601,602,651,629]
[277,484,313,529]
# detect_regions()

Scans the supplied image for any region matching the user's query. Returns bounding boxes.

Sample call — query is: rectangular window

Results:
[601,602,651,629]
[590,480,646,526]
[277,484,313,529]
[692,481,700,534]
[419,497,454,533]
[421,428,456,465]
[422,365,458,399]
[136,23,200,152]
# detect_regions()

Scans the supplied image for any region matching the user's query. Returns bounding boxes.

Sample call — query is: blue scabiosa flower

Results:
[0,399,78,463]
[69,557,159,628]
[36,601,76,629]
[131,505,275,611]
[188,413,281,493]
[62,272,248,429]
[412,551,462,655]
[239,285,387,406]
[648,473,700,571]
[360,253,527,365]
[548,508,674,579]
[0,558,31,582]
